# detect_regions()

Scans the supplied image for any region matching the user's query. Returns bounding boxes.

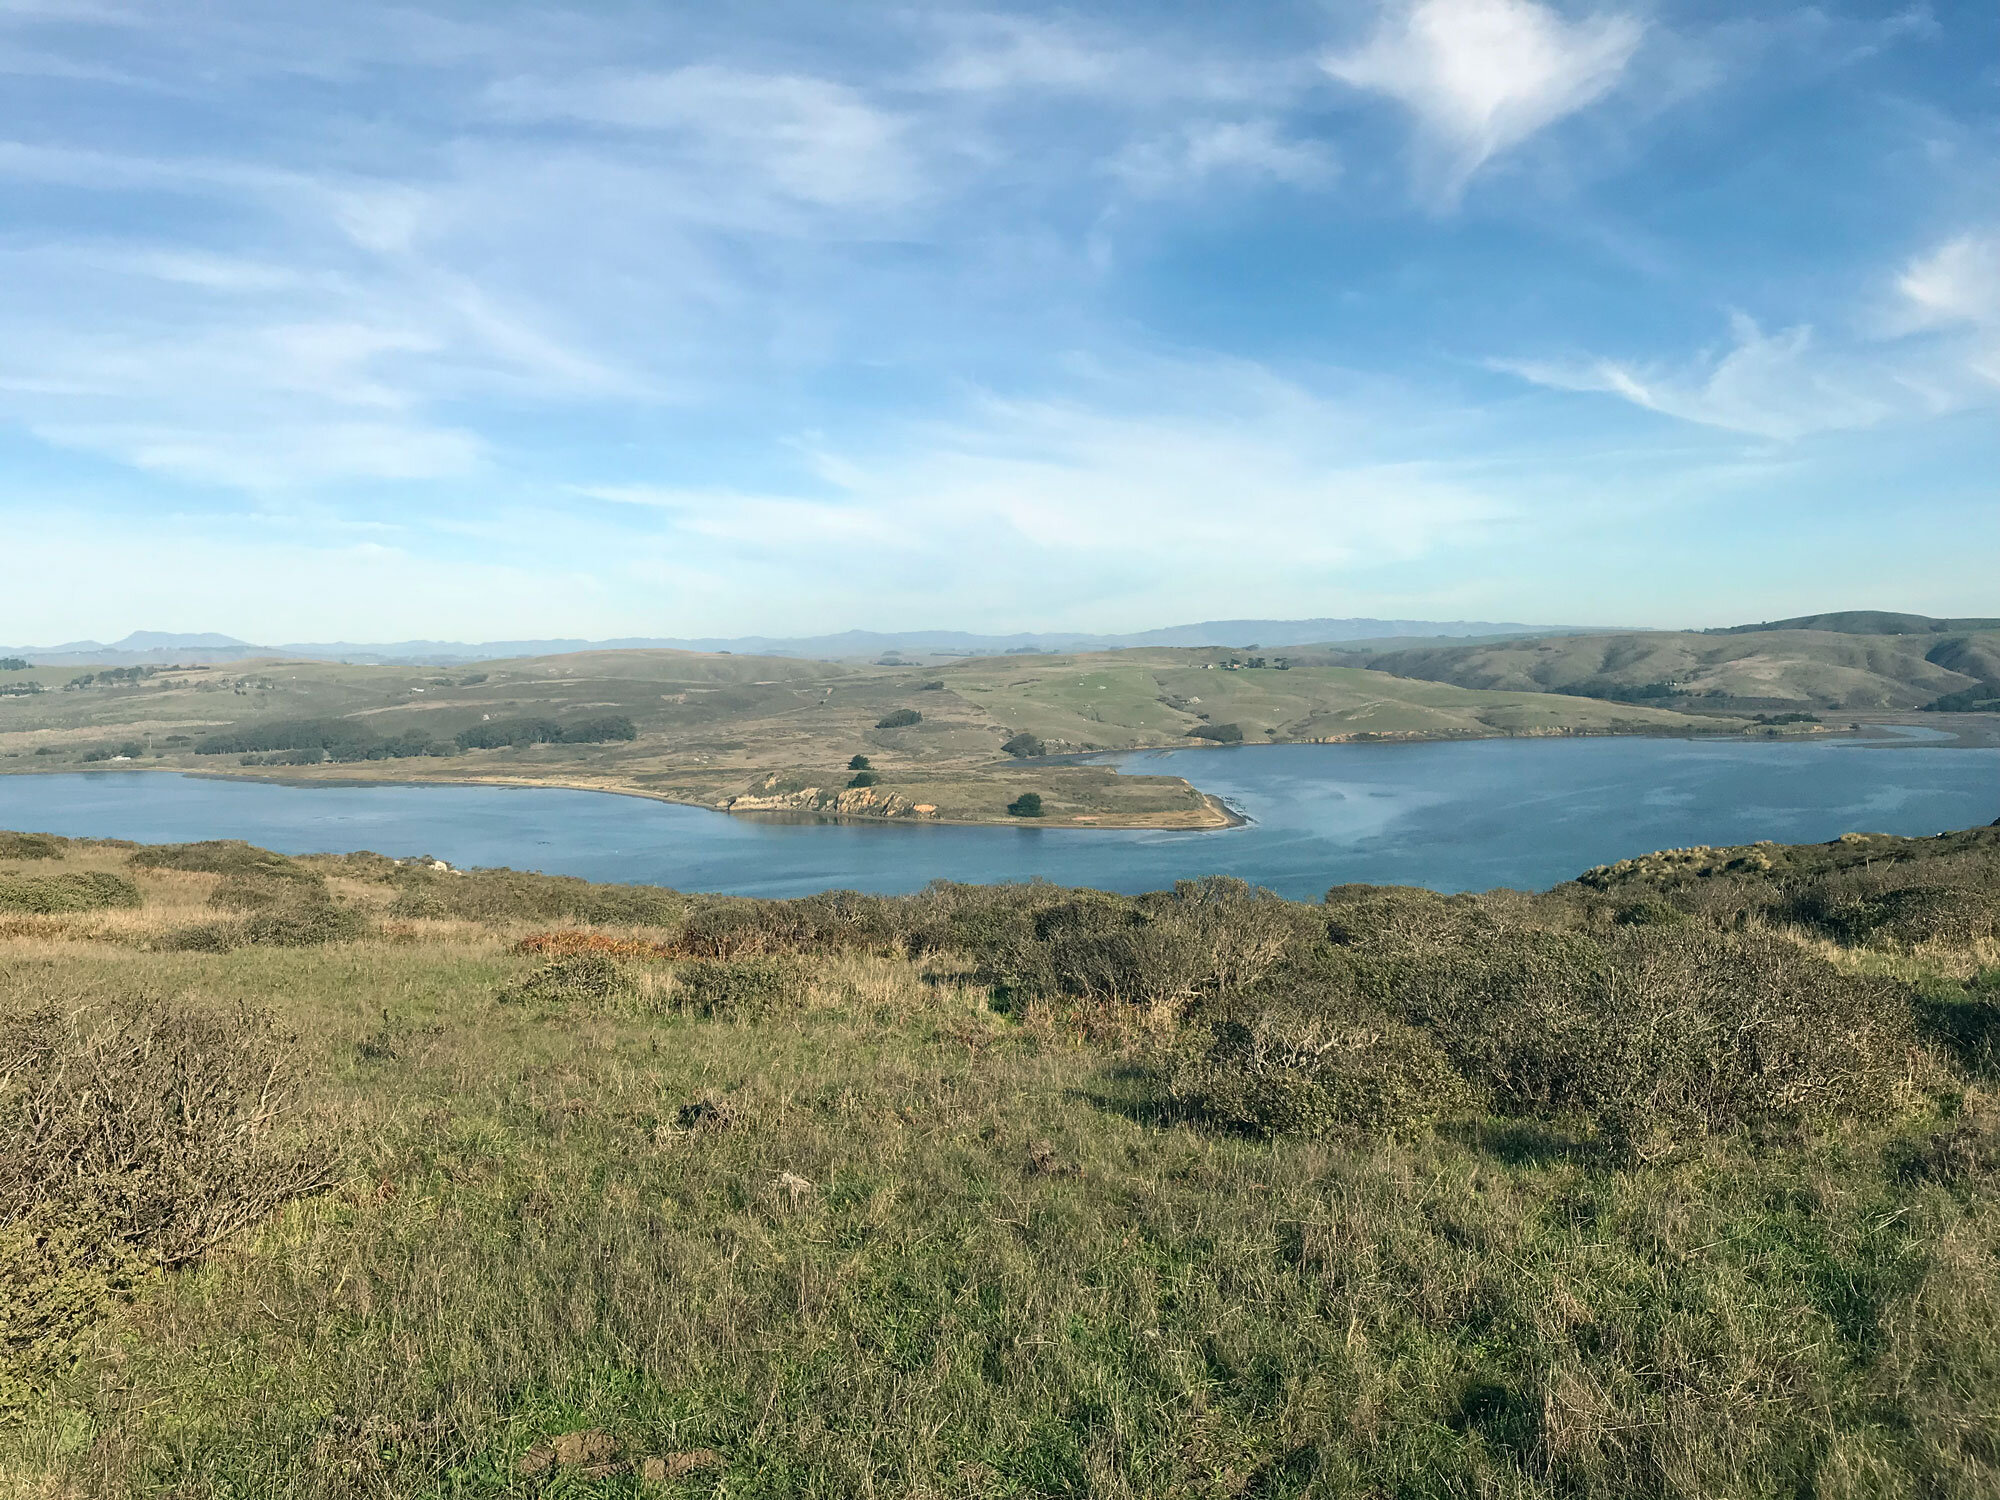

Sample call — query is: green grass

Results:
[5,834,2000,1496]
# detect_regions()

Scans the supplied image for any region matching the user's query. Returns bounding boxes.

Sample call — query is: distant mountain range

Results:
[0,618,1583,666]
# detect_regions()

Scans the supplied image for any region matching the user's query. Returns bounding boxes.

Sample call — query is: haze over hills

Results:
[2,618,1584,667]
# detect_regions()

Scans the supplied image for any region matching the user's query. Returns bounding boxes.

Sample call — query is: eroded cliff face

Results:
[717,776,941,820]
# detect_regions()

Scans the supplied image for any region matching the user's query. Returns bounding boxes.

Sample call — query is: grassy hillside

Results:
[0,647,1748,827]
[4,824,2000,1496]
[1351,627,2000,712]
[1713,611,2000,636]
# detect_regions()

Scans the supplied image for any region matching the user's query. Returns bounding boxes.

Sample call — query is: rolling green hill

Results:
[1351,626,2000,712]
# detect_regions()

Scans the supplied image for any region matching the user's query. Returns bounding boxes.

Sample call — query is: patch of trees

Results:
[848,770,879,788]
[1189,723,1244,744]
[1552,679,1686,704]
[1001,732,1045,758]
[1923,686,2000,713]
[454,716,636,750]
[0,683,43,697]
[875,709,922,729]
[81,742,147,762]
[1007,792,1044,817]
[196,718,448,762]
[66,667,159,690]
[0,657,28,671]
[1753,712,1822,725]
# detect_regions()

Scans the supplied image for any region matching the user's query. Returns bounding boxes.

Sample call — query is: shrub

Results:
[504,953,636,1009]
[387,868,682,927]
[1174,996,1472,1137]
[1001,733,1045,758]
[848,755,871,770]
[211,871,329,911]
[1787,882,2000,947]
[849,770,879,788]
[1188,723,1243,744]
[1380,929,1923,1141]
[671,957,806,1019]
[0,1001,334,1407]
[875,709,922,729]
[167,901,370,951]
[130,840,314,883]
[0,871,141,915]
[1008,792,1044,818]
[0,832,66,860]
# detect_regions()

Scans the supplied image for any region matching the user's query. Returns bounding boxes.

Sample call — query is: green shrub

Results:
[1189,723,1243,743]
[849,770,879,788]
[167,901,370,951]
[1007,792,1043,818]
[848,755,871,770]
[875,709,922,729]
[130,840,314,883]
[1173,953,1472,1137]
[671,957,806,1019]
[1001,733,1045,758]
[0,871,141,914]
[0,832,65,860]
[504,954,636,1009]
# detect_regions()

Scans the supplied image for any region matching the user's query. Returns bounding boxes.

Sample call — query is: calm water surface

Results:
[1,734,1994,900]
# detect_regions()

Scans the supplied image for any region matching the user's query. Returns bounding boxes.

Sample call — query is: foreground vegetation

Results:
[0,645,1746,828]
[4,817,1999,1496]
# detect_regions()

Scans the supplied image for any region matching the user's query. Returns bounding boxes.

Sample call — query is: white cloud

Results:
[1900,232,2000,330]
[1325,0,1643,200]
[1113,120,1336,194]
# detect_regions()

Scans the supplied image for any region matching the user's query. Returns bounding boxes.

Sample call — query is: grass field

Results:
[5,824,2000,1496]
[0,647,1746,828]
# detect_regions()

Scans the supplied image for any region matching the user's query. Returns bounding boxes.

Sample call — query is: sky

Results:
[1,0,1995,643]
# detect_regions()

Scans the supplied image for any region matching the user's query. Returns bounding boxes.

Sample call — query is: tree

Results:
[875,709,922,729]
[1190,723,1243,744]
[848,771,879,788]
[1007,792,1044,817]
[0,657,28,672]
[1001,732,1045,758]
[848,755,871,770]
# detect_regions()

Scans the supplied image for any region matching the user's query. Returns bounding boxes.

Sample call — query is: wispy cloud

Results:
[1325,0,1644,203]
[1112,120,1335,194]
[1900,232,2000,330]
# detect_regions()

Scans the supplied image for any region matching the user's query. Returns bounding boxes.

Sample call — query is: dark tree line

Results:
[198,714,638,763]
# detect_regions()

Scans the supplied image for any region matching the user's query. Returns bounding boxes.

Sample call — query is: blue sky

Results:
[1,0,1995,642]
